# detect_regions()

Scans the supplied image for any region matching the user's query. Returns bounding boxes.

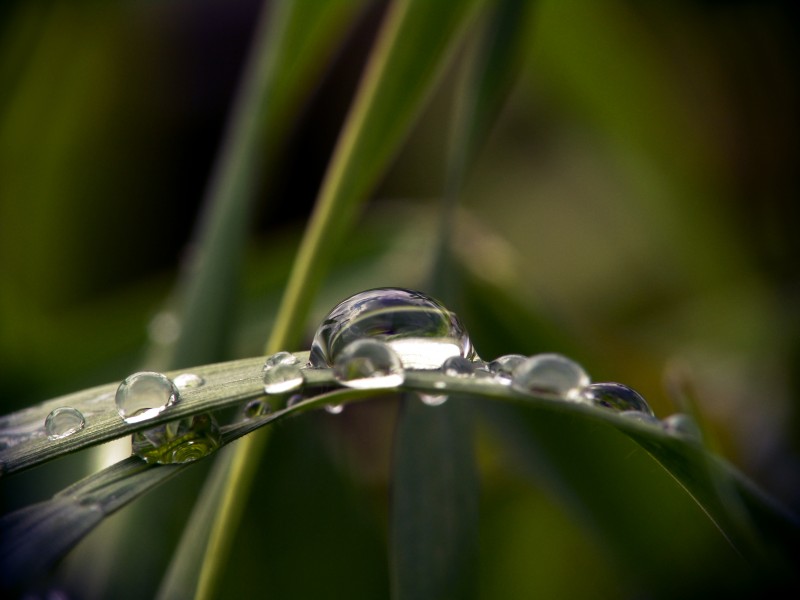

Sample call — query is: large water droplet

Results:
[581,382,654,416]
[310,288,475,370]
[263,352,303,394]
[173,373,205,389]
[324,403,344,415]
[333,339,405,389]
[511,353,590,400]
[115,372,180,424]
[132,413,221,464]
[45,407,85,440]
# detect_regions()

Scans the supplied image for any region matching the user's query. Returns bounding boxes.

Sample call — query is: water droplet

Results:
[173,373,205,389]
[511,353,590,400]
[264,351,298,369]
[324,403,344,415]
[44,407,85,440]
[420,393,448,407]
[132,413,221,464]
[286,394,304,408]
[581,382,654,416]
[115,372,180,424]
[442,356,475,377]
[333,339,405,389]
[263,352,303,395]
[244,399,271,419]
[488,354,527,382]
[309,288,475,370]
[662,413,702,441]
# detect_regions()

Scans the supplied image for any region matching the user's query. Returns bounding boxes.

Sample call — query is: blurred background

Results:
[1,0,798,597]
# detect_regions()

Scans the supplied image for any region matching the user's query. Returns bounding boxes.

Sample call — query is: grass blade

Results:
[391,396,478,600]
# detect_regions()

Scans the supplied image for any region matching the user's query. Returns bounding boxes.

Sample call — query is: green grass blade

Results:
[391,396,479,600]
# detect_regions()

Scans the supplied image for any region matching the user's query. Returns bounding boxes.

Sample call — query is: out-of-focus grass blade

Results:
[162,0,367,369]
[391,396,479,600]
[484,400,800,596]
[0,456,181,591]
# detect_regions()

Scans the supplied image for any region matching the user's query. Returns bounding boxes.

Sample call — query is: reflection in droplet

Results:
[45,407,85,440]
[115,372,180,424]
[420,393,448,407]
[442,356,475,377]
[488,354,527,383]
[309,288,475,370]
[263,352,303,395]
[511,353,590,400]
[620,410,660,425]
[333,339,405,389]
[173,373,205,389]
[581,382,654,416]
[324,404,344,415]
[244,399,270,419]
[132,413,222,464]
[662,413,702,441]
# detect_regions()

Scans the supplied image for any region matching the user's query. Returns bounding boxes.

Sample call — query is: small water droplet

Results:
[263,352,303,395]
[488,354,527,382]
[581,382,654,416]
[173,373,205,389]
[286,394,304,408]
[115,372,180,424]
[244,399,271,419]
[44,407,85,440]
[511,353,590,400]
[662,413,702,441]
[333,339,405,389]
[324,403,344,414]
[309,288,476,370]
[264,351,298,369]
[132,413,221,464]
[442,356,475,377]
[420,393,448,407]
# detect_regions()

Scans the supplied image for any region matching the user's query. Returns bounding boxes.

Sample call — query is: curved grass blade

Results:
[0,353,313,476]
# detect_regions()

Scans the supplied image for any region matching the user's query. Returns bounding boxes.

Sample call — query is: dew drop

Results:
[442,356,475,377]
[115,372,180,424]
[286,394,304,408]
[662,413,702,441]
[173,373,205,389]
[244,399,271,419]
[333,339,405,389]
[420,393,448,407]
[324,403,344,415]
[44,407,85,440]
[581,382,654,416]
[488,354,527,382]
[263,352,303,395]
[309,288,475,370]
[132,413,221,464]
[511,353,590,400]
